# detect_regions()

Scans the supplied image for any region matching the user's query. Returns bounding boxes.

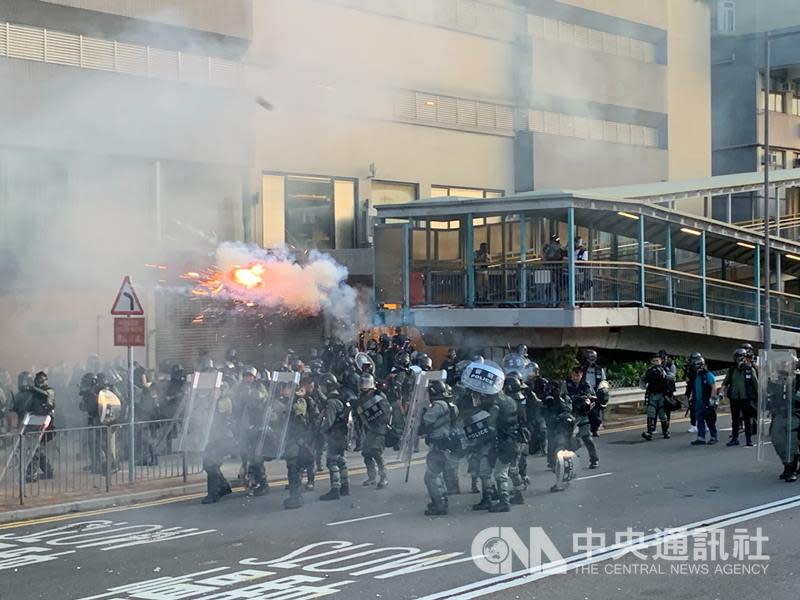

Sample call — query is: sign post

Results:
[111,276,145,484]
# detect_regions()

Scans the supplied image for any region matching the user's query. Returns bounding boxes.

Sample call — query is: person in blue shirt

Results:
[690,357,718,445]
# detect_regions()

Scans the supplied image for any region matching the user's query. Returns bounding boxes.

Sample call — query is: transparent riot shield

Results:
[0,414,53,486]
[502,353,532,380]
[177,371,223,453]
[397,370,446,480]
[757,349,796,463]
[256,371,300,460]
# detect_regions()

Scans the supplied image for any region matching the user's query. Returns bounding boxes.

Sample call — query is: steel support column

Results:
[700,230,707,316]
[665,223,673,308]
[519,214,527,305]
[567,207,576,308]
[465,213,475,308]
[638,216,645,307]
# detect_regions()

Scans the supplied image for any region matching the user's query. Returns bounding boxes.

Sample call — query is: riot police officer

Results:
[202,382,235,504]
[366,339,386,380]
[582,349,607,437]
[387,351,414,451]
[542,379,576,491]
[562,367,599,469]
[767,358,799,481]
[357,374,390,488]
[25,371,56,482]
[233,367,270,496]
[283,385,310,509]
[319,374,351,501]
[525,363,548,457]
[723,347,758,447]
[420,380,458,516]
[440,348,459,386]
[640,353,674,440]
[502,373,529,505]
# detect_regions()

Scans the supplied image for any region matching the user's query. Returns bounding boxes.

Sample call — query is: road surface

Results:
[1,416,797,600]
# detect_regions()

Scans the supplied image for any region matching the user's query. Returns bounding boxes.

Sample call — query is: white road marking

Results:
[418,493,800,600]
[573,472,613,481]
[326,512,393,527]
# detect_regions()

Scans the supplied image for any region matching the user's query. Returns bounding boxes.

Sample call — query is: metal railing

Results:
[0,419,202,506]
[403,259,800,331]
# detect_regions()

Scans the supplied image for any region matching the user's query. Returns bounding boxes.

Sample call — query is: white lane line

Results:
[573,472,613,481]
[326,512,393,527]
[418,493,800,600]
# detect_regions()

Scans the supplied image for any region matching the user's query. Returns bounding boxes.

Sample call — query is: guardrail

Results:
[0,419,201,506]
[607,373,727,407]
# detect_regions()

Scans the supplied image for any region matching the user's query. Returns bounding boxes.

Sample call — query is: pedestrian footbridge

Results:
[372,171,800,360]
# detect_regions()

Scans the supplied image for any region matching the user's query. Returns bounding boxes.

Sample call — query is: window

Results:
[370,180,418,206]
[263,173,356,250]
[758,147,786,170]
[769,92,785,113]
[791,96,800,116]
[431,185,504,199]
[717,1,735,34]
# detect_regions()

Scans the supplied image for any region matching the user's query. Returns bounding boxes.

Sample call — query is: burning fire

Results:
[183,263,268,297]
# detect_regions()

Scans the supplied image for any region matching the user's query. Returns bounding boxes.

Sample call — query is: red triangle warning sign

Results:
[111,276,144,316]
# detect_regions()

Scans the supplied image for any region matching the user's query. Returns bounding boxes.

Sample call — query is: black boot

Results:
[470,476,480,494]
[320,487,341,501]
[509,490,524,505]
[202,473,221,504]
[424,498,448,516]
[489,494,511,513]
[642,417,654,441]
[780,463,794,480]
[472,492,493,511]
[661,420,670,439]
[340,482,350,496]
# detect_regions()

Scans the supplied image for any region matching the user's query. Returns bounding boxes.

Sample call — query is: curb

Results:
[0,482,207,524]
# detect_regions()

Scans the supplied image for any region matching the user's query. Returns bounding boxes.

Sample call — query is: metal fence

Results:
[0,419,202,506]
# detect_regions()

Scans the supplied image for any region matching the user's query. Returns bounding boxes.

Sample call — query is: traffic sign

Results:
[114,317,145,347]
[111,276,144,316]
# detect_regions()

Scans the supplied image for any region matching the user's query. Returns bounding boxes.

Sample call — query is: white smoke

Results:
[211,242,357,327]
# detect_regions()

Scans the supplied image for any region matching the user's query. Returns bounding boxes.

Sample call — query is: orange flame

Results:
[183,262,267,302]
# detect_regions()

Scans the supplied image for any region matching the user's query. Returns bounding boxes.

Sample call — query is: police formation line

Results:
[1,337,797,516]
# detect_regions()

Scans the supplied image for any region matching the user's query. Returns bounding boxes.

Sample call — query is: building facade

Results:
[711,0,800,176]
[0,0,712,370]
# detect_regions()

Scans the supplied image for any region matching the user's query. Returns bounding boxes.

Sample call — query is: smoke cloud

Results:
[202,242,358,327]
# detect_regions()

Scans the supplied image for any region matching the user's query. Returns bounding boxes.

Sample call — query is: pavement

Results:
[2,413,798,600]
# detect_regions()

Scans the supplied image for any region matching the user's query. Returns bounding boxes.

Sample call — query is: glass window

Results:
[432,186,504,199]
[717,0,735,34]
[768,92,784,113]
[791,96,800,116]
[371,180,418,206]
[284,175,335,250]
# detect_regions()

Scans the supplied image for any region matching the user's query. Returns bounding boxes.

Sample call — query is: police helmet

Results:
[516,344,528,358]
[447,347,457,360]
[394,351,411,369]
[733,348,747,363]
[503,372,526,395]
[585,349,598,363]
[416,353,433,371]
[367,339,379,352]
[170,365,186,381]
[242,366,258,378]
[360,374,376,392]
[18,371,33,390]
[529,361,540,378]
[428,380,454,400]
[33,371,48,387]
[319,373,339,395]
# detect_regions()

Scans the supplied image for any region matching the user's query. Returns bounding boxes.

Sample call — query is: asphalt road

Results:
[2,415,798,600]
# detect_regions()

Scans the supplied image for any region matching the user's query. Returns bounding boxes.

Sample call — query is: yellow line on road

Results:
[0,458,427,530]
[0,416,704,529]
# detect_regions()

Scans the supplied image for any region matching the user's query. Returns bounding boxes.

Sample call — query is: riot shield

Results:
[98,389,123,425]
[757,349,797,463]
[461,360,505,395]
[502,353,532,380]
[397,370,446,478]
[0,414,53,486]
[256,371,300,460]
[177,371,223,453]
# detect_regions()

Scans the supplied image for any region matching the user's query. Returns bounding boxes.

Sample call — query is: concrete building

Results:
[711,1,800,178]
[0,0,713,370]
